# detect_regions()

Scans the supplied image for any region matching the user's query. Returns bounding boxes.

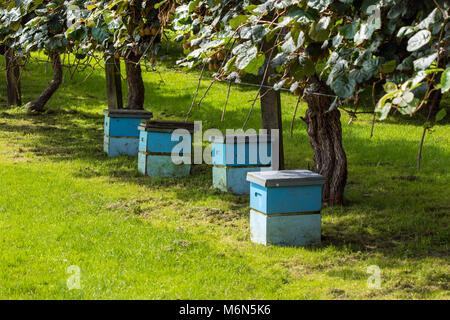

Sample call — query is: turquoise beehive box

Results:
[138,120,195,178]
[210,134,272,195]
[103,109,153,157]
[246,170,326,246]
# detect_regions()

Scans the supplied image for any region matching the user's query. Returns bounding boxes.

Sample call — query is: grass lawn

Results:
[0,53,448,299]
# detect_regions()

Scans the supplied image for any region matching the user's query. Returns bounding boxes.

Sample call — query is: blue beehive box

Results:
[103,109,153,157]
[138,120,195,178]
[246,170,326,246]
[210,134,272,195]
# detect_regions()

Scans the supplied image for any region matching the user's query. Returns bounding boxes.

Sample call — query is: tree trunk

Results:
[260,40,285,170]
[304,76,347,206]
[105,56,123,109]
[125,52,145,110]
[5,48,22,107]
[29,51,62,112]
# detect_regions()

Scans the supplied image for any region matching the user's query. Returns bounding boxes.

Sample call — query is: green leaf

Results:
[309,17,330,42]
[188,0,200,13]
[407,30,431,52]
[92,27,109,43]
[331,76,356,99]
[273,79,286,91]
[244,53,265,75]
[362,57,381,75]
[354,21,376,45]
[295,54,316,78]
[398,98,419,116]
[349,68,371,83]
[375,91,397,118]
[307,0,332,11]
[229,15,249,30]
[235,45,257,70]
[440,68,450,93]
[67,27,87,42]
[417,8,443,30]
[387,1,407,20]
[413,51,438,71]
[339,21,359,39]
[271,52,287,68]
[396,56,414,71]
[381,60,397,74]
[250,25,266,43]
[290,81,299,93]
[377,102,392,120]
[281,33,297,54]
[288,8,314,25]
[154,0,167,9]
[435,109,447,122]
[327,59,348,85]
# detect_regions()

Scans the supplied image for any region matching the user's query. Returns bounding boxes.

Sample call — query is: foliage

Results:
[0,0,88,55]
[66,0,176,61]
[0,0,175,61]
[174,0,449,121]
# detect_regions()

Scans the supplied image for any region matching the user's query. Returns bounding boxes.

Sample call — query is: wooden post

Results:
[260,40,285,170]
[5,48,22,107]
[260,88,285,170]
[105,56,123,109]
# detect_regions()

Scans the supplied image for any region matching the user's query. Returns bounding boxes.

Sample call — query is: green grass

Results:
[0,53,449,299]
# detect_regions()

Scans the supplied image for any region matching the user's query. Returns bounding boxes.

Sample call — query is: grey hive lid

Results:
[103,109,153,118]
[209,134,271,144]
[247,170,326,187]
[138,120,196,133]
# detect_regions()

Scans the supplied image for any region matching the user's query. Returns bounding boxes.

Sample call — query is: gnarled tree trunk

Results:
[125,52,145,110]
[29,51,62,112]
[5,48,22,107]
[304,76,347,206]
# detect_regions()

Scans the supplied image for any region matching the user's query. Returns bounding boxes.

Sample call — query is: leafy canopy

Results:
[174,0,449,120]
[0,0,89,55]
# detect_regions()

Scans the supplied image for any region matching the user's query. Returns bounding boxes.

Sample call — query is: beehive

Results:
[246,170,326,246]
[210,134,272,195]
[138,120,195,178]
[103,109,153,157]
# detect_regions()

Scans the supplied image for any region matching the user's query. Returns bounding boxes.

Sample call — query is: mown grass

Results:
[0,53,448,299]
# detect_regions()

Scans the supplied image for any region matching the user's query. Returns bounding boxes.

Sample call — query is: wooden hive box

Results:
[210,134,272,195]
[246,170,325,246]
[138,120,195,178]
[103,109,153,157]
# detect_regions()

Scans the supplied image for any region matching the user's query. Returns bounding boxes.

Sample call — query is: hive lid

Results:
[138,120,196,133]
[209,134,271,144]
[247,170,326,187]
[103,109,153,118]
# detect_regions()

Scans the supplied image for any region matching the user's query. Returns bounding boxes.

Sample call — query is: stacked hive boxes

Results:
[138,120,195,178]
[103,109,153,157]
[210,134,272,194]
[246,170,326,246]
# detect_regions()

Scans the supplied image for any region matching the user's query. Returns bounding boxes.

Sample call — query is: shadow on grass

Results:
[1,56,448,262]
[1,105,448,261]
